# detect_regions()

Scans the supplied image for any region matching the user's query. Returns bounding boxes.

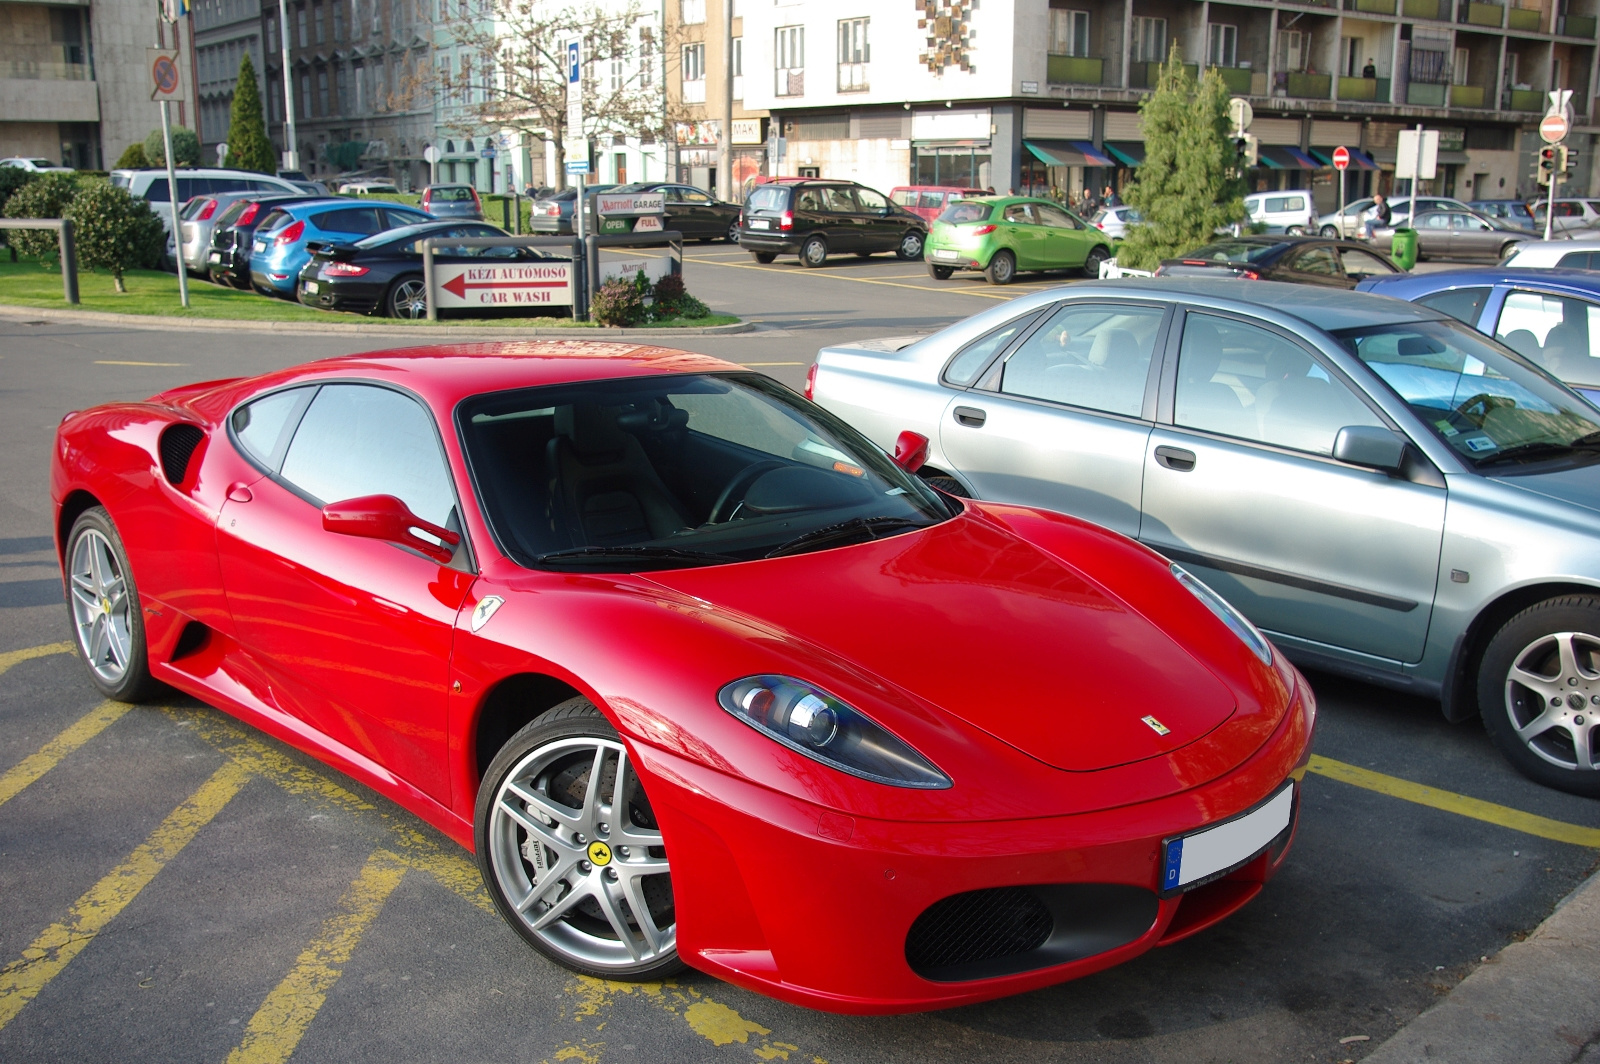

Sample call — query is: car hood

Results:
[646,511,1237,772]
[1491,458,1600,514]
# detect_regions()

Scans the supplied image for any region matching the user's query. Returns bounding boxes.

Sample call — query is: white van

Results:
[1244,190,1317,234]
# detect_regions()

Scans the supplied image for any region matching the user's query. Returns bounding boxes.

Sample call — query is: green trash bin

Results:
[1389,227,1418,270]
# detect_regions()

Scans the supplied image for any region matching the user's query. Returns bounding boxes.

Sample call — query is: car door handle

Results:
[953,406,987,427]
[1154,446,1197,472]
[227,482,254,502]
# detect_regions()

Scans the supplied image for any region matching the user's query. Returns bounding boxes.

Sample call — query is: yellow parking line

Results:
[225,849,408,1064]
[681,255,1016,300]
[1308,755,1600,847]
[94,361,188,367]
[0,760,251,1031]
[0,641,72,679]
[0,700,132,809]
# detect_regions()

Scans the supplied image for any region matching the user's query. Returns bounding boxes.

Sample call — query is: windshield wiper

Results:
[535,545,740,568]
[765,516,926,559]
[1475,433,1600,466]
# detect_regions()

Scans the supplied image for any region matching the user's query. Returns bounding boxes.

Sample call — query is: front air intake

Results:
[158,423,205,486]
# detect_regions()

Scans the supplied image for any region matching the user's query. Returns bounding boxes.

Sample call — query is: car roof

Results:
[1069,278,1445,331]
[1362,266,1600,298]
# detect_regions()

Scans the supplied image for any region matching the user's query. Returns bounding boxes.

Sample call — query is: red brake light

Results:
[546,205,560,216]
[779,211,794,231]
[197,198,218,221]
[470,188,483,209]
[971,224,996,235]
[1095,222,1105,229]
[1181,259,1207,265]
[421,190,432,206]
[274,219,305,245]
[238,202,261,226]
[322,261,370,277]
[804,363,818,401]
[1241,270,1261,280]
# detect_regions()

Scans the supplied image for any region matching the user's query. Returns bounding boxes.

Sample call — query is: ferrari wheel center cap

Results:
[586,840,612,866]
[100,597,112,615]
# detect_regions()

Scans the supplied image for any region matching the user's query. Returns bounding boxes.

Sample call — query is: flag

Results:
[161,0,190,22]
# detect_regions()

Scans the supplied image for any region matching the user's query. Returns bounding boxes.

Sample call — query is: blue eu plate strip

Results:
[1163,839,1183,890]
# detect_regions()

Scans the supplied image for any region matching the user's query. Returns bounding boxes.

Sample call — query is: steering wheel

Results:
[708,460,786,523]
[1456,392,1516,427]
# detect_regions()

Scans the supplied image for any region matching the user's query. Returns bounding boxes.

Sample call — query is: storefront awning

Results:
[1309,146,1379,171]
[1105,142,1144,166]
[1024,139,1117,168]
[1258,146,1323,170]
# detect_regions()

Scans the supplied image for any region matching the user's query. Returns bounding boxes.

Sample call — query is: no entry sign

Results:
[1332,145,1350,171]
[1541,112,1570,144]
[433,262,573,308]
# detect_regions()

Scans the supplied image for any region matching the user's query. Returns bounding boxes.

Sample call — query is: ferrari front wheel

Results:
[65,507,160,702]
[476,698,682,979]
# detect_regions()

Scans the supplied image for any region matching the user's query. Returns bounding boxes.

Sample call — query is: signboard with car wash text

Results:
[433,262,573,308]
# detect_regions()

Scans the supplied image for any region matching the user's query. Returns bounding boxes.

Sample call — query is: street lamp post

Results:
[278,0,298,171]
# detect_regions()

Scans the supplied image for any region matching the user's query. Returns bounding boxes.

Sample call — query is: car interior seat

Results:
[1254,348,1342,452]
[546,404,691,548]
[1176,319,1249,435]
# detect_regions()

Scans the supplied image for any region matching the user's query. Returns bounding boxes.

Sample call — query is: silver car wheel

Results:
[389,278,428,319]
[727,220,740,243]
[69,528,132,685]
[487,736,675,973]
[1502,630,1600,771]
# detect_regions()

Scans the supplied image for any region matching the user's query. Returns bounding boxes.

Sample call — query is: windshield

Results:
[746,186,786,212]
[458,373,953,570]
[938,201,992,224]
[1180,241,1279,264]
[355,222,450,249]
[1338,320,1600,471]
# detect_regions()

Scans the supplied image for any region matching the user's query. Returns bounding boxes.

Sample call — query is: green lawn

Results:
[0,259,736,328]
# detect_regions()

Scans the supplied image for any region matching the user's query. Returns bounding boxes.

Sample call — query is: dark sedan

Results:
[528,184,618,234]
[607,182,742,242]
[1156,236,1402,288]
[297,220,557,318]
[205,193,320,288]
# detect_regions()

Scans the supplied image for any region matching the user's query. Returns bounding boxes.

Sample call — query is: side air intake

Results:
[158,423,205,486]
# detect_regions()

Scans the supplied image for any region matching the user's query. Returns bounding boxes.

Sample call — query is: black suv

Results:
[739,180,927,267]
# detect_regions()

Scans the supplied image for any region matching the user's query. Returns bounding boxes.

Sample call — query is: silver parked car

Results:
[1369,209,1538,262]
[811,279,1600,795]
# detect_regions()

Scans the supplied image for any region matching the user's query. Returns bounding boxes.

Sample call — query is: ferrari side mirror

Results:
[893,430,929,474]
[322,494,460,564]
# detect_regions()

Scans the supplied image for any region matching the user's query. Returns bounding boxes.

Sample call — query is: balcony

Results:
[1048,54,1106,85]
[0,59,89,80]
[1507,5,1543,30]
[1559,13,1598,35]
[1339,75,1381,100]
[1345,0,1397,11]
[1449,83,1486,106]
[1130,60,1196,88]
[1407,81,1448,104]
[1209,65,1253,93]
[1284,71,1332,98]
[1404,0,1448,16]
[1505,87,1544,109]
[1463,1,1506,26]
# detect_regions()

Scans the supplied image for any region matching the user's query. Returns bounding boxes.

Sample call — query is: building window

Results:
[296,5,308,48]
[733,36,742,99]
[1453,46,1469,85]
[611,57,623,92]
[336,63,348,113]
[682,43,705,103]
[837,18,868,92]
[776,25,804,96]
[1132,17,1166,63]
[332,0,343,41]
[300,72,311,117]
[640,27,654,86]
[439,55,452,102]
[1277,29,1307,72]
[681,0,704,25]
[1050,10,1089,57]
[317,68,330,114]
[314,2,325,44]
[1210,23,1238,67]
[269,77,282,120]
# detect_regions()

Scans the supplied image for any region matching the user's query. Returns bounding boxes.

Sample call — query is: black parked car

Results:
[608,182,742,242]
[297,220,557,319]
[739,179,927,267]
[205,193,321,288]
[1154,236,1402,288]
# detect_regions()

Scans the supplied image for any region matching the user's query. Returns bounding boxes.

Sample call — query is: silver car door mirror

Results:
[1333,425,1407,472]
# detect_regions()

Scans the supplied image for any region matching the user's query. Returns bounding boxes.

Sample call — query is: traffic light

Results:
[1234,133,1259,168]
[1559,145,1575,178]
[1538,145,1557,185]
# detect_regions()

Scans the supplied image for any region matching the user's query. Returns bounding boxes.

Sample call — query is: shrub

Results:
[115,143,150,169]
[0,168,34,260]
[144,125,201,169]
[224,54,276,174]
[67,182,165,292]
[652,271,686,309]
[2,173,78,261]
[590,277,645,326]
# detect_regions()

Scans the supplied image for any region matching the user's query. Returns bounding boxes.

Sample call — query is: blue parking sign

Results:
[567,41,580,83]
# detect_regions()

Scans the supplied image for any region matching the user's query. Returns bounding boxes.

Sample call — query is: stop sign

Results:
[1332,146,1350,171]
[1541,112,1570,143]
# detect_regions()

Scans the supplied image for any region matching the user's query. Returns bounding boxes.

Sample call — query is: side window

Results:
[998,303,1165,417]
[1420,213,1451,230]
[1339,247,1395,280]
[1175,314,1382,454]
[1416,286,1491,325]
[681,189,712,204]
[855,187,888,211]
[822,187,858,213]
[890,189,914,206]
[1453,215,1491,232]
[918,191,945,209]
[1291,246,1340,276]
[381,208,428,229]
[313,208,385,234]
[1557,251,1597,269]
[795,189,823,212]
[1496,291,1600,382]
[278,384,456,528]
[1002,203,1035,224]
[231,387,315,471]
[943,313,1037,386]
[1035,203,1082,229]
[661,187,687,203]
[256,209,290,233]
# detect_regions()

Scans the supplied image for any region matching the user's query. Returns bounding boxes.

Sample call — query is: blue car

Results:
[1358,267,1600,404]
[250,199,431,297]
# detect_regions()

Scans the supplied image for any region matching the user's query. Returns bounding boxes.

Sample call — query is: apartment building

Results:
[1,0,194,169]
[193,0,266,164]
[741,0,1600,210]
[665,0,771,195]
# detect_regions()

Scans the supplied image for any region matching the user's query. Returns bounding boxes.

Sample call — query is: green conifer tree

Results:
[1116,45,1248,270]
[224,53,276,174]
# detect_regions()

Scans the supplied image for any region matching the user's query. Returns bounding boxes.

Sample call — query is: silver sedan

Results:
[1371,210,1540,261]
[810,279,1600,795]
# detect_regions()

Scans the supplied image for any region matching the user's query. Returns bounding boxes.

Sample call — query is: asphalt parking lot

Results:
[2,258,1598,1063]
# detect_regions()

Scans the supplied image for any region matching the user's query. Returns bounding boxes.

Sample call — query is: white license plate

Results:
[207,251,222,263]
[1161,783,1294,894]
[253,242,265,253]
[748,218,770,229]
[933,248,959,260]
[303,281,319,294]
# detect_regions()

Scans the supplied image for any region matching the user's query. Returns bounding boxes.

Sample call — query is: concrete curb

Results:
[1362,861,1600,1063]
[0,304,753,338]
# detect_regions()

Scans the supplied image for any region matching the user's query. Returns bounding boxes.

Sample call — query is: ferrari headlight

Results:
[718,675,951,789]
[1171,564,1273,666]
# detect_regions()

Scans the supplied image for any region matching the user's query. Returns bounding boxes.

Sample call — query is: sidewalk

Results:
[1363,862,1600,1063]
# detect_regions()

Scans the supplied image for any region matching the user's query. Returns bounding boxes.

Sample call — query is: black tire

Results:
[727,221,740,243]
[1478,595,1600,796]
[1499,242,1520,262]
[752,252,776,264]
[64,507,161,703]
[475,697,685,980]
[928,263,954,280]
[1319,225,1340,239]
[856,251,875,259]
[1082,245,1111,279]
[897,230,925,260]
[387,276,428,319]
[922,475,971,498]
[1285,225,1309,236]
[984,249,1017,285]
[800,235,829,268]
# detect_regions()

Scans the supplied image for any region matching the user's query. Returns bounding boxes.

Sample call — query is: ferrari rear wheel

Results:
[66,507,159,703]
[476,698,682,979]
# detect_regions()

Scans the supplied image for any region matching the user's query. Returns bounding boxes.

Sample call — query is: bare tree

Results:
[440,0,664,179]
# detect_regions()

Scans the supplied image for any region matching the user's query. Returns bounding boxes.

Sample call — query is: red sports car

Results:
[52,342,1314,1013]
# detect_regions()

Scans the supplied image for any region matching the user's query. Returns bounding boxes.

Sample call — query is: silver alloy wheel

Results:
[1502,630,1600,771]
[802,236,828,266]
[69,528,132,685]
[900,231,924,259]
[390,278,428,319]
[487,736,675,972]
[1320,225,1339,238]
[727,220,740,243]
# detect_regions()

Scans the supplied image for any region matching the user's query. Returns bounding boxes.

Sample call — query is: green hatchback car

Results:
[925,196,1113,285]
